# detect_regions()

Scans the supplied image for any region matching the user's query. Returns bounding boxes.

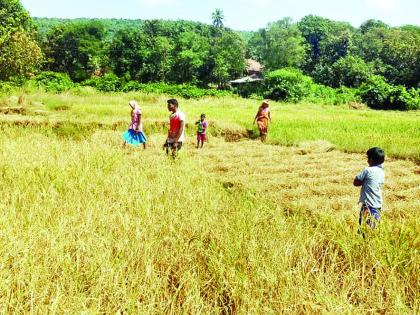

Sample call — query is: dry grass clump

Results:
[348,102,367,110]
[297,140,335,154]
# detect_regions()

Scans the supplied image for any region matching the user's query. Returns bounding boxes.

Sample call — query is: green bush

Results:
[334,86,360,105]
[307,84,336,104]
[304,84,359,105]
[121,81,233,99]
[0,82,17,94]
[330,55,373,88]
[359,75,419,110]
[408,88,420,110]
[264,68,314,102]
[32,72,74,92]
[121,80,143,92]
[358,76,393,109]
[81,73,121,92]
[388,86,419,110]
[231,81,265,98]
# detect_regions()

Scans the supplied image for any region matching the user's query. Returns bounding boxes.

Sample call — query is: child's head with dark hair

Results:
[367,147,385,166]
[200,113,206,119]
[167,99,178,107]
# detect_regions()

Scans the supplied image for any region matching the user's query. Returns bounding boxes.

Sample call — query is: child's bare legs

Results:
[142,142,146,150]
[122,141,127,148]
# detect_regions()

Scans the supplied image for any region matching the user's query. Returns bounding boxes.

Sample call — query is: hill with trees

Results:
[1,1,419,109]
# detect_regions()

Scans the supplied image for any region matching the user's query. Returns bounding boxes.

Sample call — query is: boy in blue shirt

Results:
[353,147,385,230]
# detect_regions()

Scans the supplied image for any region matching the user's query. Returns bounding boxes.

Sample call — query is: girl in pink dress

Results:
[122,100,147,149]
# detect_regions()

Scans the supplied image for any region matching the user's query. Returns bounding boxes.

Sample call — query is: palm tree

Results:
[211,9,224,28]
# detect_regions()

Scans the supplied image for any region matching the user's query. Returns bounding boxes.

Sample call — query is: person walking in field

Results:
[195,113,207,148]
[353,147,385,235]
[122,100,147,149]
[253,99,271,142]
[163,99,185,158]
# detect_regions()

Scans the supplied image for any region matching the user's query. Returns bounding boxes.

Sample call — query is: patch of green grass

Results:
[2,90,419,161]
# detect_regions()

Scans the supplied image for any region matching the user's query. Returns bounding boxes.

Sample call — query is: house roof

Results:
[246,59,263,73]
[230,74,263,84]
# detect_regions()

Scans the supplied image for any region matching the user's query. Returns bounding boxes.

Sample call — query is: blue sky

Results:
[21,0,420,31]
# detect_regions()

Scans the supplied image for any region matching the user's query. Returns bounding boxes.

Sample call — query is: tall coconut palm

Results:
[211,9,224,28]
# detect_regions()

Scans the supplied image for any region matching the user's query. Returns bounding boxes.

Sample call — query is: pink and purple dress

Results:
[196,120,207,142]
[122,109,147,146]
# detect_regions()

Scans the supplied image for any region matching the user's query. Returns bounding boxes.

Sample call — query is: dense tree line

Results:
[35,18,245,87]
[1,0,419,93]
[247,16,420,89]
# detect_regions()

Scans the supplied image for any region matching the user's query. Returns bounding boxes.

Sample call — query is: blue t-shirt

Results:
[356,165,385,208]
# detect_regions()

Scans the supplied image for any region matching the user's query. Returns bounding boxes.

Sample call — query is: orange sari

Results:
[257,107,270,135]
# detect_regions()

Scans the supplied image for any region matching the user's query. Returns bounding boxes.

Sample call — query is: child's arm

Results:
[353,168,367,186]
[135,114,141,132]
[353,178,363,186]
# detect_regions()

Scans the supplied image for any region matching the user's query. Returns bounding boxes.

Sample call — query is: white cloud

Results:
[366,0,400,11]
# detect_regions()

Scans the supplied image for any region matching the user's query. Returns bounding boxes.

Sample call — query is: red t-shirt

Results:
[168,111,186,142]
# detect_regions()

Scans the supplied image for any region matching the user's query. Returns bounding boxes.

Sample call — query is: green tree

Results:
[298,15,334,73]
[43,21,106,81]
[246,29,266,61]
[381,29,420,87]
[109,29,174,82]
[172,31,210,83]
[108,30,148,81]
[211,9,224,28]
[329,55,373,87]
[210,30,245,87]
[0,0,33,42]
[355,26,420,87]
[263,18,306,70]
[264,68,314,102]
[355,27,387,63]
[318,25,356,64]
[360,19,389,34]
[0,31,42,79]
[144,36,174,82]
[0,0,42,80]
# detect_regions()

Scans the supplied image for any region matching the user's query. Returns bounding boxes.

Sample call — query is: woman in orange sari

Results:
[253,99,271,142]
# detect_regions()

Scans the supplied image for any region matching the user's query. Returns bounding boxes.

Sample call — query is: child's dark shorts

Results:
[359,204,381,228]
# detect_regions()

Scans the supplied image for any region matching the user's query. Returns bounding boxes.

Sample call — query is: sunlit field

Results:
[0,90,419,313]
[1,89,419,160]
